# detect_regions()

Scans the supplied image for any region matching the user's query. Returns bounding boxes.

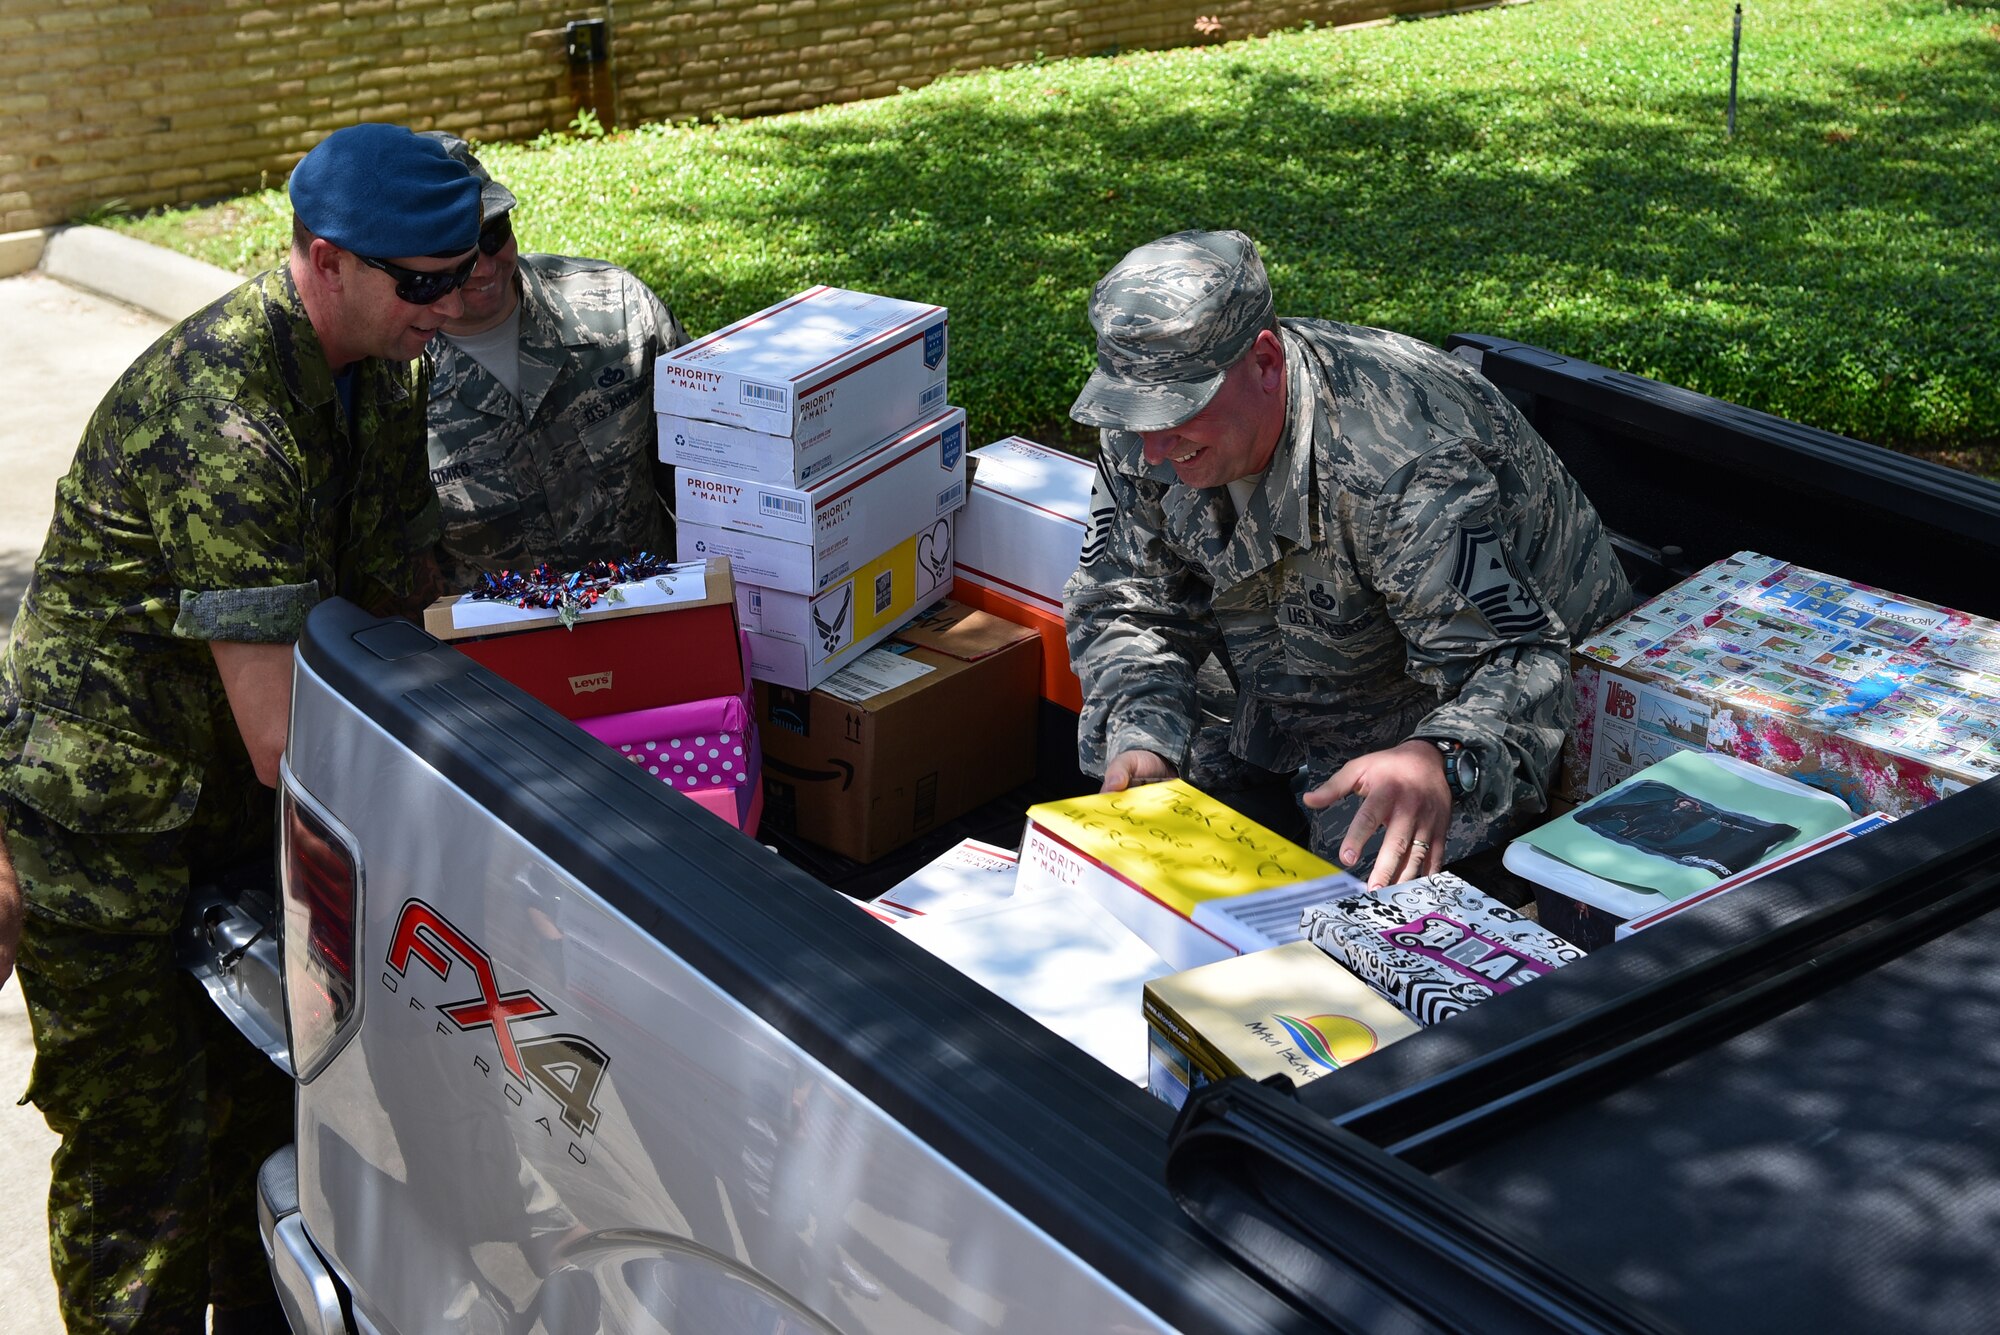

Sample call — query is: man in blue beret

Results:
[0,122,479,1334]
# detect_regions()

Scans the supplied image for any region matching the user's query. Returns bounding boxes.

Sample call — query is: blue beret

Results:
[289,123,482,258]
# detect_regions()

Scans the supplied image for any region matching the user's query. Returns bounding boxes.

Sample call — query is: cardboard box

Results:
[890,886,1170,1085]
[957,436,1096,611]
[673,407,967,594]
[1017,780,1340,974]
[1143,941,1421,1109]
[1301,873,1585,1026]
[1565,551,2000,817]
[722,514,958,690]
[950,580,1084,713]
[422,559,743,720]
[755,601,1040,862]
[655,285,948,449]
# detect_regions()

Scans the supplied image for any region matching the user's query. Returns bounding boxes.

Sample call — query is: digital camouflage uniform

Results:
[425,254,687,589]
[0,267,442,1333]
[1066,317,1634,871]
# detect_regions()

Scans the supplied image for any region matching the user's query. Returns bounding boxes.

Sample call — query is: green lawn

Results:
[115,0,2000,468]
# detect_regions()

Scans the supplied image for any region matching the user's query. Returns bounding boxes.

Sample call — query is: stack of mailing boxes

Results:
[657,286,964,689]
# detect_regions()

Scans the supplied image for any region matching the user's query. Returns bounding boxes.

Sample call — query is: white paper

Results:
[449,563,710,631]
[818,648,936,703]
[892,886,1171,1084]
[1190,868,1370,955]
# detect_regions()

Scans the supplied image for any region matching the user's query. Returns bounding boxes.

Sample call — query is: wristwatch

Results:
[1421,738,1481,801]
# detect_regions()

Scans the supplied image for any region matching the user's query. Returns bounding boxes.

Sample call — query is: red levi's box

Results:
[422,558,744,720]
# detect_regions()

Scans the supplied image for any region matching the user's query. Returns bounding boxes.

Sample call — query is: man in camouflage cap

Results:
[419,132,689,590]
[0,122,480,1333]
[1065,229,1633,887]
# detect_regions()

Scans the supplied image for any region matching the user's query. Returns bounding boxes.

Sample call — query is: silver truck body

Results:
[270,650,1193,1334]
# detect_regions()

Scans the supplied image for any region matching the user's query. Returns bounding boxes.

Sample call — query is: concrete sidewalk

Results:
[0,239,233,1333]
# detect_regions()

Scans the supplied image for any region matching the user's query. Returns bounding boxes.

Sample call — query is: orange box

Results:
[952,579,1083,713]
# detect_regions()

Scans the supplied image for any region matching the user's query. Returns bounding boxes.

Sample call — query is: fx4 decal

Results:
[383,898,611,1152]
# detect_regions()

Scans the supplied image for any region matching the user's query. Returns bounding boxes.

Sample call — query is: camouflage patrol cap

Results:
[417,131,519,224]
[1069,229,1275,432]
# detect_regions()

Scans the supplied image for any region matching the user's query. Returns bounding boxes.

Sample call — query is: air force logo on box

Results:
[1451,523,1550,635]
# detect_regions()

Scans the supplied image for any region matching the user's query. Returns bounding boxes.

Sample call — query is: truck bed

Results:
[273,335,2000,1334]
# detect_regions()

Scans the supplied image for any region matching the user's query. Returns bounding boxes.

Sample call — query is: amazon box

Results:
[755,600,1040,862]
[421,559,743,720]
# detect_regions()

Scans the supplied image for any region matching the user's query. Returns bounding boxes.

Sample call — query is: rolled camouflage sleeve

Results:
[1365,437,1576,818]
[133,398,317,645]
[1062,447,1221,776]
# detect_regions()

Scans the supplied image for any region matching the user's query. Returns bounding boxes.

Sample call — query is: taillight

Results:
[280,774,364,1081]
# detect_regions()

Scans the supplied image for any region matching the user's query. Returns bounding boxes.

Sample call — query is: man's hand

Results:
[1100,749,1178,794]
[1303,739,1452,888]
[211,641,295,788]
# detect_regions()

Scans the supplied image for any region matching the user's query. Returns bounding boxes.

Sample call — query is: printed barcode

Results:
[874,570,894,615]
[740,381,788,409]
[937,483,963,510]
[919,381,946,408]
[760,494,807,522]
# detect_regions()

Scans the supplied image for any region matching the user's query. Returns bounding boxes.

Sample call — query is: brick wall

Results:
[1,0,1473,235]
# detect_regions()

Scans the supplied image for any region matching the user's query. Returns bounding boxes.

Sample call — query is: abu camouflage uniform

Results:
[0,267,441,1333]
[425,254,687,589]
[1065,319,1634,870]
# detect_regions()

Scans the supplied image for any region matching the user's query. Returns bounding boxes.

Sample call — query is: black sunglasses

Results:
[356,250,479,306]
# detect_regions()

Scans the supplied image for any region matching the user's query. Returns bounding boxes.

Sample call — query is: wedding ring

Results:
[1409,839,1431,853]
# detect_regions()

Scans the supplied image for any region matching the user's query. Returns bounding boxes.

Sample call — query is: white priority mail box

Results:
[877,837,1021,917]
[660,411,938,489]
[673,407,967,594]
[655,284,949,447]
[729,515,957,690]
[957,436,1096,613]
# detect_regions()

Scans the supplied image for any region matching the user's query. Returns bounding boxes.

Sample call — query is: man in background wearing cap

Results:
[420,132,689,588]
[0,122,480,1333]
[1064,229,1632,888]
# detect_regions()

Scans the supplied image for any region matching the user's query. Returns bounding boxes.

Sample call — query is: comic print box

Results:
[1563,551,2000,817]
[1301,873,1584,1026]
[674,407,966,595]
[655,285,948,460]
[728,514,958,690]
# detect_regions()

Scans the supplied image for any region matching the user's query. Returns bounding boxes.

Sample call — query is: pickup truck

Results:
[183,335,2000,1334]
